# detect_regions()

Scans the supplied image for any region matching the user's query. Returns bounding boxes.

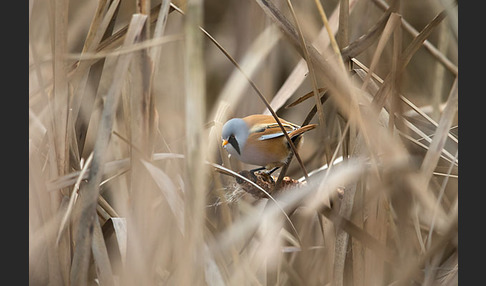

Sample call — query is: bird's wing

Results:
[258,124,317,141]
[254,123,295,141]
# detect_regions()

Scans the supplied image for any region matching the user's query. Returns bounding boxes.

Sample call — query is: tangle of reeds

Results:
[29,0,458,285]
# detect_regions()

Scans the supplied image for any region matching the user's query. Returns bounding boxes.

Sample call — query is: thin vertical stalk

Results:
[419,78,458,185]
[431,22,449,121]
[360,12,401,93]
[313,0,345,70]
[337,0,349,58]
[49,0,69,174]
[180,0,207,284]
[49,0,71,284]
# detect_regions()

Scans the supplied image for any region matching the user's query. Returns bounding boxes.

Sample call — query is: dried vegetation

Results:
[29,0,458,285]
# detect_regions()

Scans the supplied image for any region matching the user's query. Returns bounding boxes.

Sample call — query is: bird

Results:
[221,114,317,174]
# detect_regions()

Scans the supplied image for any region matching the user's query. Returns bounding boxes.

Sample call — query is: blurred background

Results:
[29,0,458,285]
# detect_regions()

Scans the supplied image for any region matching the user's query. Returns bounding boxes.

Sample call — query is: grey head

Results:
[221,118,249,156]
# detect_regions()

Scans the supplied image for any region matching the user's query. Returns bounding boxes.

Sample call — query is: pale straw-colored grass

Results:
[29,0,458,285]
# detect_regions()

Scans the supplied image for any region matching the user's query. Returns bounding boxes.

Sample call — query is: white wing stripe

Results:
[258,131,291,141]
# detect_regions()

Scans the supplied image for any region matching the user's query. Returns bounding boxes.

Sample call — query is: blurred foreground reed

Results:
[29,0,458,285]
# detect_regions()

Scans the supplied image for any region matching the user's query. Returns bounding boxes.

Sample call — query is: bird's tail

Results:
[288,124,317,139]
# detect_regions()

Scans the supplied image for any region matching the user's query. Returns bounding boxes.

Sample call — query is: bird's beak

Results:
[222,139,228,147]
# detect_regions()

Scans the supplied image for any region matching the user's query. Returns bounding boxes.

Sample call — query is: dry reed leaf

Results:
[340,1,397,60]
[426,149,458,249]
[47,158,129,191]
[332,139,368,286]
[70,34,183,62]
[314,0,345,63]
[141,159,184,233]
[284,87,327,109]
[419,78,458,183]
[337,0,350,49]
[203,244,226,286]
[98,194,119,218]
[56,152,93,245]
[431,22,450,121]
[50,0,69,180]
[364,190,389,285]
[400,9,448,73]
[360,12,401,92]
[79,0,112,54]
[130,4,159,157]
[72,0,122,160]
[149,0,172,67]
[102,217,128,269]
[402,118,457,164]
[29,108,47,147]
[388,13,403,133]
[91,217,115,286]
[48,153,185,192]
[71,0,120,76]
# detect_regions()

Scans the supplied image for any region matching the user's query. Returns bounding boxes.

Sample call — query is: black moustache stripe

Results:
[228,135,240,155]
